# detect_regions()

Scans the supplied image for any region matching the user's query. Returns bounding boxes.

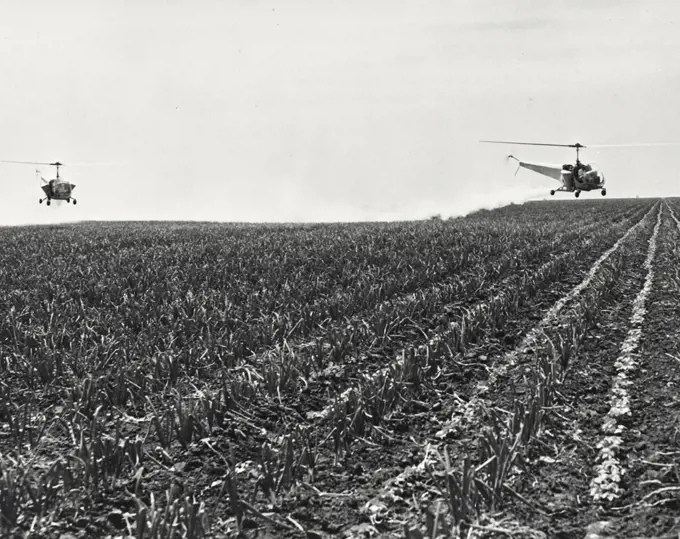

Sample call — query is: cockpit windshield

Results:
[52,180,71,196]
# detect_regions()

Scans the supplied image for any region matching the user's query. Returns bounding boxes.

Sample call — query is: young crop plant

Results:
[0,458,23,533]
[425,448,491,531]
[2,399,51,451]
[131,489,208,539]
[145,392,207,451]
[0,455,82,535]
[476,418,526,511]
[260,346,301,401]
[324,346,436,455]
[172,392,200,449]
[255,435,299,505]
[147,399,175,451]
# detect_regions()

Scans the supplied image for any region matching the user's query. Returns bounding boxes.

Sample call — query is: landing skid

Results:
[39,197,77,205]
[549,188,606,197]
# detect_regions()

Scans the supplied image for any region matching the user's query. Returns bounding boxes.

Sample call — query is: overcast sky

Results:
[1,0,679,225]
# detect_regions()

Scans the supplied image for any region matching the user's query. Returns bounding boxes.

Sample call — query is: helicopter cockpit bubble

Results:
[582,168,603,185]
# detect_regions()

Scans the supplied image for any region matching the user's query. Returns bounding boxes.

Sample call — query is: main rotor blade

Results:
[66,160,131,166]
[480,140,584,148]
[588,141,680,148]
[0,159,55,166]
[1,159,131,168]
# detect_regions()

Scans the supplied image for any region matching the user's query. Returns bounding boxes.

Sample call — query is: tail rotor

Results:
[506,154,521,175]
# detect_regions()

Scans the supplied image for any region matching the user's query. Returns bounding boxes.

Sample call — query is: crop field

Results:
[2,197,680,538]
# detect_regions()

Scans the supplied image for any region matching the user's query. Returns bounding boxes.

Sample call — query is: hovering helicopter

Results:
[37,163,76,206]
[480,139,680,198]
[0,159,76,206]
[480,140,605,197]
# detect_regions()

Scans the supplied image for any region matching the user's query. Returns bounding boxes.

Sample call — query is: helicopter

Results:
[36,162,76,206]
[479,141,605,197]
[0,159,76,206]
[480,139,680,198]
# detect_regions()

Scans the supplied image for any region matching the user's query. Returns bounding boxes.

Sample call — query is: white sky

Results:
[1,0,679,225]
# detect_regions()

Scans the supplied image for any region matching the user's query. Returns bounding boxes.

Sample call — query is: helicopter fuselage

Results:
[40,178,77,205]
[42,179,75,200]
[560,162,605,192]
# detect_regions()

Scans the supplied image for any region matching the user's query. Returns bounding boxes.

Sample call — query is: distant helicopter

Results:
[0,159,76,205]
[480,140,605,198]
[480,139,680,198]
